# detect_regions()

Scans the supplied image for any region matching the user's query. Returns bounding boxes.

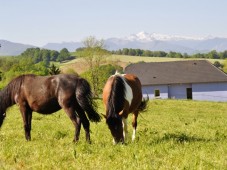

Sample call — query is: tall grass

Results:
[0,99,227,169]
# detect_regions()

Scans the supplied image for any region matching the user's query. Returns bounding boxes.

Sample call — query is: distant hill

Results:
[0,40,35,56]
[105,32,227,54]
[43,32,227,54]
[1,32,227,56]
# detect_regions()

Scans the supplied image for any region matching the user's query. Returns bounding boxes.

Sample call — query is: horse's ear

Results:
[101,113,107,119]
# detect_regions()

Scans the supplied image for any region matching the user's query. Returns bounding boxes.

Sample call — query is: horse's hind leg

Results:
[75,116,81,142]
[63,107,81,142]
[75,106,91,143]
[132,111,139,141]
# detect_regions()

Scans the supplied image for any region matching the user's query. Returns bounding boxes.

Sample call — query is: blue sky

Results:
[1,0,227,46]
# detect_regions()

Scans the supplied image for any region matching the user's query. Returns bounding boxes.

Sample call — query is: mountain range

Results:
[1,32,227,56]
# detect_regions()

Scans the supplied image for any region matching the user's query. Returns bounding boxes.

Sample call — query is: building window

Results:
[154,89,160,97]
[186,88,192,99]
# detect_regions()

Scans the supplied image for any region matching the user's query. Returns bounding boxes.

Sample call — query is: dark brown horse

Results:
[0,74,101,143]
[102,72,148,144]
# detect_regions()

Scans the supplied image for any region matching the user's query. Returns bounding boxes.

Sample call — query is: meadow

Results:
[0,99,227,169]
[60,54,224,74]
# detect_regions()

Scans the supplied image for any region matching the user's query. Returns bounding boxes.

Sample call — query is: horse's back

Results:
[18,74,80,114]
[123,74,142,112]
[102,73,143,113]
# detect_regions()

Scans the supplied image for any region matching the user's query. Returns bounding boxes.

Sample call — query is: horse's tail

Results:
[76,78,101,122]
[138,95,149,112]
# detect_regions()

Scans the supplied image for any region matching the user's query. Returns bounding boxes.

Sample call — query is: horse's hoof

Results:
[73,139,79,143]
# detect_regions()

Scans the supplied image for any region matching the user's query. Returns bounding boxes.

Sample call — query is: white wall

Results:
[192,82,227,102]
[142,82,227,102]
[142,85,168,99]
[168,84,192,99]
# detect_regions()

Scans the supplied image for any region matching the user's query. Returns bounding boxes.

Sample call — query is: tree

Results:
[122,48,129,55]
[128,49,136,56]
[48,64,61,75]
[0,57,48,88]
[57,48,70,62]
[77,36,110,97]
[135,49,143,56]
[41,49,50,66]
[221,50,227,59]
[50,50,59,61]
[213,61,223,69]
[207,50,219,59]
[167,51,177,58]
[222,59,227,73]
[81,64,123,95]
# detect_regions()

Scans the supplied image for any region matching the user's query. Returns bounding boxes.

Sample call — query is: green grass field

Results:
[113,55,225,64]
[61,55,224,74]
[0,99,227,169]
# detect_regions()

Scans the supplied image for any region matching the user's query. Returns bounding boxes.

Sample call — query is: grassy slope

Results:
[61,55,224,74]
[0,99,227,169]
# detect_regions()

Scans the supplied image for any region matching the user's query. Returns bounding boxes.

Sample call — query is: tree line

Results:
[21,47,72,64]
[112,48,227,59]
[0,47,72,88]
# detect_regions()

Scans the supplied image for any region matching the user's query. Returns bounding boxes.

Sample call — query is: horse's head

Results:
[106,116,124,144]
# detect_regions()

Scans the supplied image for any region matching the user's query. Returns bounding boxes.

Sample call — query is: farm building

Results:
[124,60,227,102]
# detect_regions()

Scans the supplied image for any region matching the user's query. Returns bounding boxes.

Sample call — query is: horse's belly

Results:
[30,99,61,114]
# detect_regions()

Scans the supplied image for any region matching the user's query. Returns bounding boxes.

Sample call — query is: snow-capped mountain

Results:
[1,32,227,56]
[105,32,227,54]
[124,31,207,42]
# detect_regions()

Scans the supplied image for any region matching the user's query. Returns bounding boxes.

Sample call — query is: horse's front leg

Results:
[132,111,139,141]
[122,117,128,142]
[20,104,33,141]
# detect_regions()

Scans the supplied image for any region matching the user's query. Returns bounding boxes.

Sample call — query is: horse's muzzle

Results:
[113,137,125,144]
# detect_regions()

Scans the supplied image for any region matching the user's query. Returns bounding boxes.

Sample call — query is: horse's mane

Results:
[106,75,126,119]
[0,75,32,113]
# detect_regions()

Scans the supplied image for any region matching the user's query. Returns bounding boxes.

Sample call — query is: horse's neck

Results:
[107,76,126,117]
[0,87,15,112]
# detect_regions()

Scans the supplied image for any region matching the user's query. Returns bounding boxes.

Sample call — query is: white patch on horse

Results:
[114,70,125,76]
[113,138,117,145]
[118,76,133,106]
[122,118,128,141]
[132,128,136,141]
[14,93,19,104]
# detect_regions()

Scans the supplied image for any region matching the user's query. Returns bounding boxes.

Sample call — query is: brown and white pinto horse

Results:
[102,72,148,144]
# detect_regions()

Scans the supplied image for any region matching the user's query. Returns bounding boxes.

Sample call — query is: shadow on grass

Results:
[150,132,210,145]
[164,133,208,143]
